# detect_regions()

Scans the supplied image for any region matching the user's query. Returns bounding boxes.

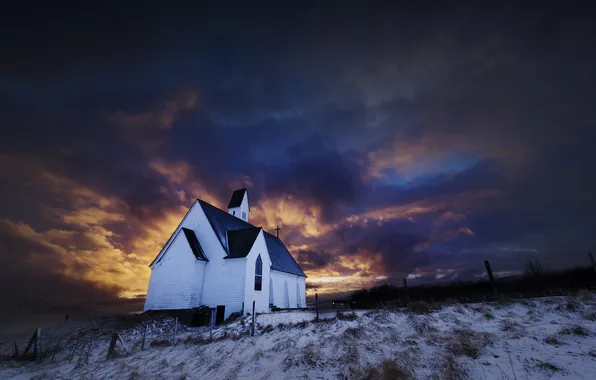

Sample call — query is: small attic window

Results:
[242,211,246,219]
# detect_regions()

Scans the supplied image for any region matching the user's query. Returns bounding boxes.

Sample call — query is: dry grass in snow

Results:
[1,296,595,379]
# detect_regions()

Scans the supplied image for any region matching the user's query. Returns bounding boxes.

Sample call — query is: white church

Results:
[143,189,307,323]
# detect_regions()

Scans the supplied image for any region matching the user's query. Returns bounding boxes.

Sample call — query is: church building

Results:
[143,189,307,322]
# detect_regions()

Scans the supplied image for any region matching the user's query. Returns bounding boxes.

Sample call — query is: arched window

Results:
[254,255,262,291]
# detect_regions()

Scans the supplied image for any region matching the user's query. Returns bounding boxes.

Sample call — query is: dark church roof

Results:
[181,227,208,261]
[227,227,261,258]
[263,232,306,277]
[198,199,306,277]
[227,188,247,208]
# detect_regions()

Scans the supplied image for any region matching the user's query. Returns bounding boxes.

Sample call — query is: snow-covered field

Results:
[1,296,595,379]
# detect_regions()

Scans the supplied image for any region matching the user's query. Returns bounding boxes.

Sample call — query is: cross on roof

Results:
[275,225,281,238]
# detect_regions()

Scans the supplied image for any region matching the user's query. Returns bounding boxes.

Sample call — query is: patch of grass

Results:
[500,318,520,332]
[560,325,589,336]
[409,302,431,314]
[183,335,208,345]
[230,331,245,340]
[556,299,581,312]
[409,315,437,335]
[545,335,560,345]
[445,329,492,359]
[584,312,596,321]
[260,324,274,334]
[150,339,172,347]
[223,312,242,324]
[350,359,413,380]
[337,311,358,321]
[588,349,596,358]
[283,344,321,369]
[344,327,362,338]
[295,320,309,329]
[483,311,495,320]
[438,355,469,380]
[519,299,532,306]
[312,316,335,324]
[533,359,561,374]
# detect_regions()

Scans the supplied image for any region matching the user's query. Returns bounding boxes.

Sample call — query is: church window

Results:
[255,255,262,291]
[233,210,235,216]
[242,211,246,219]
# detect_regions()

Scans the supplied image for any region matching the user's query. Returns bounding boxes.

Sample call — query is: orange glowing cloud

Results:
[251,195,337,238]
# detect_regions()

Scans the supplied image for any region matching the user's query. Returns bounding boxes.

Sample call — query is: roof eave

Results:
[271,267,307,278]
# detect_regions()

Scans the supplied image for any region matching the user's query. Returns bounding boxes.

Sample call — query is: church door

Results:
[269,278,274,308]
[216,305,225,325]
[296,282,301,308]
[284,281,289,308]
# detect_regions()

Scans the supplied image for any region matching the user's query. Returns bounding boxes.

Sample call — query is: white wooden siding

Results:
[270,270,305,309]
[143,230,201,311]
[242,231,272,314]
[145,200,248,318]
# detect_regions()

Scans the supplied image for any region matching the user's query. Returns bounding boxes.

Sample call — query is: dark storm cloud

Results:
[295,249,337,272]
[1,0,595,314]
[339,219,432,276]
[260,134,368,221]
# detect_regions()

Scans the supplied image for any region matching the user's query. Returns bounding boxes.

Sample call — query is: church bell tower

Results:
[227,188,249,222]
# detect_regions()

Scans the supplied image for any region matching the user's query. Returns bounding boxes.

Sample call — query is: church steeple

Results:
[227,188,249,222]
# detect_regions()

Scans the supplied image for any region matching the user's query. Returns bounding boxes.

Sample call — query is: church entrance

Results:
[216,305,225,325]
[269,278,274,308]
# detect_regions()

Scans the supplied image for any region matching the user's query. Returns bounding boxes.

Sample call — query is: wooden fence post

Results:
[51,337,61,361]
[172,318,178,345]
[141,325,148,350]
[106,333,117,359]
[70,336,80,362]
[85,339,92,363]
[251,300,255,337]
[485,260,498,297]
[22,329,37,359]
[12,342,18,358]
[315,293,319,321]
[36,328,42,363]
[403,278,410,307]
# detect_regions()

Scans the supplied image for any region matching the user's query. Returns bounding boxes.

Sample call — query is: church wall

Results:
[190,259,206,306]
[184,202,247,319]
[143,230,200,311]
[270,270,306,309]
[144,197,307,319]
[242,231,272,314]
[145,200,247,318]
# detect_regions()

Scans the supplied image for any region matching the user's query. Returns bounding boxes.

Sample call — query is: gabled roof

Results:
[199,199,252,254]
[227,188,247,208]
[264,232,306,277]
[227,227,261,258]
[182,227,208,261]
[198,199,306,277]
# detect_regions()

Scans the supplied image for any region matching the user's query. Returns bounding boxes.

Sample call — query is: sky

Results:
[1,2,595,319]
